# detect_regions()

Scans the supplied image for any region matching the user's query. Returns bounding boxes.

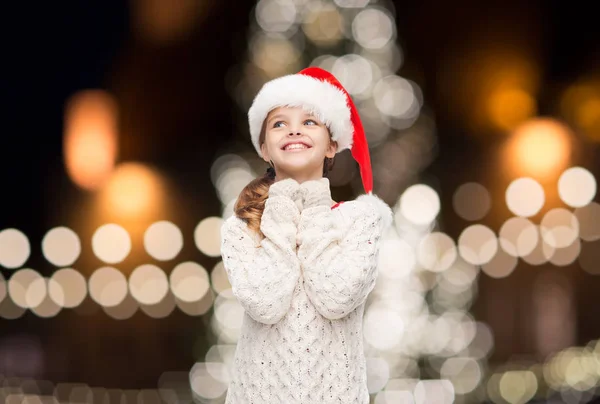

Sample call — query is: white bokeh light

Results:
[352,8,395,50]
[378,238,416,279]
[48,268,87,308]
[366,357,390,394]
[458,225,498,266]
[255,0,298,34]
[0,228,30,269]
[417,232,457,273]
[364,304,405,351]
[8,268,46,309]
[129,264,169,306]
[499,217,539,257]
[400,184,440,226]
[373,76,419,119]
[194,217,223,257]
[88,267,128,307]
[170,261,210,303]
[42,227,81,267]
[144,221,184,261]
[558,166,596,208]
[540,208,579,248]
[414,379,455,404]
[92,224,132,264]
[440,357,482,394]
[189,362,230,400]
[505,177,545,217]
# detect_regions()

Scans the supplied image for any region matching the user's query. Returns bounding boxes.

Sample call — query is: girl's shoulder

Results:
[333,194,393,231]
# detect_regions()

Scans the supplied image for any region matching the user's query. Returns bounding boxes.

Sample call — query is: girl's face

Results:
[260,106,337,181]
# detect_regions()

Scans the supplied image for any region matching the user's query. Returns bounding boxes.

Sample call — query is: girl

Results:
[220,67,392,404]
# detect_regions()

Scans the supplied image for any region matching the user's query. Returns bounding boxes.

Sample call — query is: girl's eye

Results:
[304,119,317,126]
[273,121,286,128]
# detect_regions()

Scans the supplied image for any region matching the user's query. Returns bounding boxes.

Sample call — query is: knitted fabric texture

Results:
[220,178,390,404]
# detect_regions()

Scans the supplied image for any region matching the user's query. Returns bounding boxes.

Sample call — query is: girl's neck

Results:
[275,169,324,184]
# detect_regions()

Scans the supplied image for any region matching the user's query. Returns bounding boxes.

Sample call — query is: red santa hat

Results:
[248,67,373,194]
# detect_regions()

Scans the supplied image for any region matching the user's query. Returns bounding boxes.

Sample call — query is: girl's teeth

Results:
[286,144,307,150]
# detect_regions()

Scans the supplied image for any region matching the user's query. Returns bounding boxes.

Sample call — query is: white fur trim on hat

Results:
[248,73,354,157]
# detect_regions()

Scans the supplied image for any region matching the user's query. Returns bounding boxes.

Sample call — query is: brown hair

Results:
[234,123,335,234]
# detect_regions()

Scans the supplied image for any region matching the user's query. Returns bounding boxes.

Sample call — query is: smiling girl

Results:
[220,67,392,404]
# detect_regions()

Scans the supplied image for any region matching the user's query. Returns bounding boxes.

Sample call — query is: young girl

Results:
[220,67,392,404]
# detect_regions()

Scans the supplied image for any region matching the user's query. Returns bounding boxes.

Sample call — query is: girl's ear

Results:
[260,142,270,163]
[325,140,337,159]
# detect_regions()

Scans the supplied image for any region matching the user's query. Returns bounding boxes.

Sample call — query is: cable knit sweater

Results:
[220,178,392,404]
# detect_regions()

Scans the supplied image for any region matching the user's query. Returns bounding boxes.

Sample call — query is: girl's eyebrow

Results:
[267,114,286,124]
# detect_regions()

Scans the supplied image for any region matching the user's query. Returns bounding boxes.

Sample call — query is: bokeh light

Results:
[487,87,536,132]
[189,362,229,401]
[579,239,600,275]
[210,261,232,294]
[352,8,395,50]
[92,224,132,264]
[413,379,455,404]
[194,217,222,257]
[378,238,416,280]
[417,232,457,273]
[539,208,579,248]
[452,182,491,221]
[100,162,163,219]
[440,357,482,394]
[48,268,87,308]
[458,224,498,266]
[255,0,298,34]
[129,264,169,306]
[170,261,210,303]
[302,3,343,47]
[8,268,47,309]
[481,248,518,278]
[574,202,600,241]
[139,291,176,319]
[88,267,128,308]
[130,0,211,45]
[560,81,600,142]
[250,34,302,77]
[558,166,596,208]
[363,303,405,351]
[399,184,440,226]
[505,177,545,217]
[144,221,183,261]
[498,370,538,404]
[0,228,31,269]
[505,118,572,180]
[63,90,118,191]
[499,217,538,257]
[372,76,420,120]
[103,293,139,320]
[42,227,81,267]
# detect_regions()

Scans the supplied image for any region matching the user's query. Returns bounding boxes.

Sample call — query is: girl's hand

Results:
[299,178,332,209]
[269,178,303,211]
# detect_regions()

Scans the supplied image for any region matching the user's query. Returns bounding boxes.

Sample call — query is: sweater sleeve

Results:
[220,179,302,325]
[297,178,392,320]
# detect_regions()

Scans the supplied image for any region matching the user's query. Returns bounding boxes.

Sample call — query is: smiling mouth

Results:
[282,143,311,151]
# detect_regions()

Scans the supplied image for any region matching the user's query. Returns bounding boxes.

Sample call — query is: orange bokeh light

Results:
[505,118,572,181]
[100,162,163,219]
[63,90,118,191]
[487,87,536,132]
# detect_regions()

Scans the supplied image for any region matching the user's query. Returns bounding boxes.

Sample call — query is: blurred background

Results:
[1,0,600,403]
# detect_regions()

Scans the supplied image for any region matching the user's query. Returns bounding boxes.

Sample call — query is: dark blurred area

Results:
[1,1,600,403]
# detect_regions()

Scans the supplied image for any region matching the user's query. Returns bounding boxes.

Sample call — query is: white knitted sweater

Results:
[221,178,392,404]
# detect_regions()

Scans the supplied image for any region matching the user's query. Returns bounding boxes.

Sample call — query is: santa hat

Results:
[248,67,373,194]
